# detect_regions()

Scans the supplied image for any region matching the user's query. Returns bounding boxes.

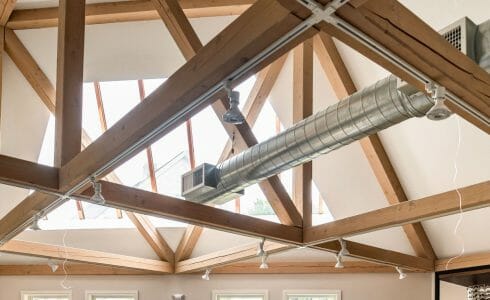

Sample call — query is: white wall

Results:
[440,281,466,300]
[0,273,432,300]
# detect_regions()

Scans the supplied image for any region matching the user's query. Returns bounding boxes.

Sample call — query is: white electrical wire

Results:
[60,229,72,290]
[445,117,465,270]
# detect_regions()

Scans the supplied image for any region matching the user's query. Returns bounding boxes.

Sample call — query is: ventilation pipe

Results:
[182,76,433,204]
[181,17,490,204]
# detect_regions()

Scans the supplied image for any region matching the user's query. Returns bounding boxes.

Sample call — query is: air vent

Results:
[439,17,477,60]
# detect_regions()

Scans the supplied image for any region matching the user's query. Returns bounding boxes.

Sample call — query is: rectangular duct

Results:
[439,17,477,60]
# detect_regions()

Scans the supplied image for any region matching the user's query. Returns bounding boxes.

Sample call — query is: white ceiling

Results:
[0,0,489,264]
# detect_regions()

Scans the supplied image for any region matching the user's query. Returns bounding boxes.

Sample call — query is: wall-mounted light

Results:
[396,266,407,280]
[202,268,211,281]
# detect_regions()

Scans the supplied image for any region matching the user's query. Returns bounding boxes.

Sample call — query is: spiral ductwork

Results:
[184,76,433,204]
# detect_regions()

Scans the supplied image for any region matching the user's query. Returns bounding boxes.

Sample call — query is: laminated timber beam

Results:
[0,240,172,273]
[57,0,316,194]
[0,155,58,191]
[304,181,490,245]
[6,0,254,30]
[309,0,490,133]
[151,0,302,227]
[313,31,436,260]
[79,181,303,244]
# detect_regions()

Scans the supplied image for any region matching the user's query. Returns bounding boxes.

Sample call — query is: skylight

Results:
[36,76,333,230]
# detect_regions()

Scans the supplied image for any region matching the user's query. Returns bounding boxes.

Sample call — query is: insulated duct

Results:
[183,76,433,204]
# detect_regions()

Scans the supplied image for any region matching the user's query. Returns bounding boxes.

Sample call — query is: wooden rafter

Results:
[0,0,16,26]
[0,240,172,273]
[95,80,174,263]
[304,181,490,245]
[311,0,490,133]
[153,0,301,262]
[292,39,313,228]
[176,241,291,273]
[0,155,58,191]
[6,0,254,30]
[313,31,436,260]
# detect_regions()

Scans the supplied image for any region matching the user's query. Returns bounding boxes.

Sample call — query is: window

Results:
[283,290,341,300]
[212,290,268,300]
[21,291,72,300]
[85,291,138,300]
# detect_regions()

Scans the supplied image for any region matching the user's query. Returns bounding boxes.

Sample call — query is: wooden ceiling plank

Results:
[79,181,303,244]
[292,39,313,228]
[6,0,254,30]
[314,31,436,260]
[0,0,16,26]
[304,181,490,245]
[0,240,172,273]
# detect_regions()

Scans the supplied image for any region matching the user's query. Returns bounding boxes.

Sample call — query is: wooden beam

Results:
[292,39,313,228]
[7,0,254,30]
[79,181,303,244]
[176,241,291,273]
[0,240,172,273]
[0,0,16,26]
[0,155,58,191]
[0,264,162,276]
[174,225,203,262]
[304,181,490,245]
[54,0,85,167]
[313,240,434,271]
[436,252,490,272]
[313,0,490,133]
[314,31,436,260]
[58,0,314,193]
[213,261,400,274]
[4,28,56,113]
[115,0,303,228]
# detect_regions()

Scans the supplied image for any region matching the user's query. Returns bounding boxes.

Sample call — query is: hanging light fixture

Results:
[338,238,349,256]
[222,81,245,125]
[396,266,407,280]
[259,254,269,269]
[334,253,344,269]
[257,238,266,257]
[47,259,59,273]
[90,176,105,205]
[201,268,211,281]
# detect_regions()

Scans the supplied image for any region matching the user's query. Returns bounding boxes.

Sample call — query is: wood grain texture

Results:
[0,0,16,25]
[0,240,173,273]
[315,0,490,133]
[305,181,490,246]
[0,264,162,275]
[314,31,436,260]
[174,225,203,262]
[79,181,303,244]
[0,155,58,191]
[58,0,313,193]
[7,0,254,30]
[176,241,291,273]
[292,39,313,228]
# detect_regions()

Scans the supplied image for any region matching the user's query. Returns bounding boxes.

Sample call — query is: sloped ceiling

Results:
[0,0,489,263]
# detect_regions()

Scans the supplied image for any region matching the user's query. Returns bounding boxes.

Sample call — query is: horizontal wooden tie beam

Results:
[436,251,490,272]
[7,0,255,30]
[304,181,490,245]
[0,154,58,192]
[78,181,303,244]
[0,240,173,273]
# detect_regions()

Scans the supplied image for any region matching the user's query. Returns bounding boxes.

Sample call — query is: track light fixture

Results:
[396,266,407,280]
[425,83,451,121]
[334,253,344,269]
[47,259,59,273]
[259,254,269,269]
[90,176,105,205]
[257,238,266,257]
[222,81,245,125]
[201,268,211,281]
[30,213,42,231]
